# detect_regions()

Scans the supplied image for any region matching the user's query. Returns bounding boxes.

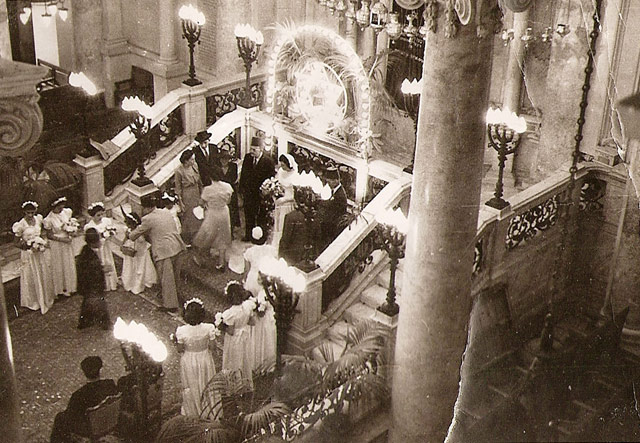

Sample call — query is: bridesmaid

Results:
[12,201,55,314]
[43,196,78,297]
[83,202,118,291]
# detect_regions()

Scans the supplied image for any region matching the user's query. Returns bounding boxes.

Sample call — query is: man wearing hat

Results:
[239,136,275,241]
[193,130,216,184]
[129,194,187,312]
[50,356,118,442]
[319,166,347,249]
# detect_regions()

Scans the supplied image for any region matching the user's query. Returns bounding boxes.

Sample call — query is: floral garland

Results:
[183,297,204,310]
[224,280,243,297]
[26,236,48,252]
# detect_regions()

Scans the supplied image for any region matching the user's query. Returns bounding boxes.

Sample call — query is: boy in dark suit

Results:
[192,130,216,184]
[50,356,118,442]
[319,166,348,249]
[239,136,275,241]
[77,228,111,330]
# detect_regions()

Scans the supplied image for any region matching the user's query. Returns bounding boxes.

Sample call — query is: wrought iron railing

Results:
[205,80,266,126]
[103,107,183,195]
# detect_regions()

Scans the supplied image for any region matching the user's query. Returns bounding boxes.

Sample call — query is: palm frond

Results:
[239,401,290,437]
[156,415,239,443]
[281,354,325,376]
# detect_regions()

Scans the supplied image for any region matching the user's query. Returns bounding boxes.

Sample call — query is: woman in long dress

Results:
[121,211,157,294]
[83,202,118,291]
[174,149,202,244]
[214,147,240,231]
[43,196,77,297]
[192,168,234,271]
[12,201,54,314]
[221,283,254,385]
[271,154,299,249]
[175,299,220,418]
[242,227,277,368]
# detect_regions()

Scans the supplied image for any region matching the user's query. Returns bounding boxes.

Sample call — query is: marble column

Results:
[503,9,529,187]
[0,280,21,443]
[101,0,128,107]
[388,6,496,443]
[158,0,177,65]
[0,0,11,59]
[534,0,594,180]
[73,0,105,92]
[73,154,106,212]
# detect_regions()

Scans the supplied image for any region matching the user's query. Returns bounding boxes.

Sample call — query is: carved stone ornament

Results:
[395,0,427,10]
[498,0,534,13]
[0,95,44,157]
[453,0,472,25]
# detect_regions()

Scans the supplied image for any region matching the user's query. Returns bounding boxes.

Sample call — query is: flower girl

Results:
[121,211,158,294]
[83,202,118,291]
[43,196,78,297]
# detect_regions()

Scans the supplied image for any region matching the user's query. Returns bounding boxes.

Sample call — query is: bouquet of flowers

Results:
[214,312,228,334]
[260,177,285,201]
[102,225,118,239]
[26,236,48,252]
[246,294,269,317]
[62,218,80,235]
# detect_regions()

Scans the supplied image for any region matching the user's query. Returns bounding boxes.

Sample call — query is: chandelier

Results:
[20,1,69,24]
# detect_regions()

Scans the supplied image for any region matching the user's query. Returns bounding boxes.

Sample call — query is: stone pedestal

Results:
[388,11,495,443]
[180,85,208,137]
[287,268,324,355]
[126,181,160,215]
[73,155,105,212]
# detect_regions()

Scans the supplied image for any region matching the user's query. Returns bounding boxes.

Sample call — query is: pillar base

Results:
[126,181,159,215]
[485,196,510,210]
[183,78,203,87]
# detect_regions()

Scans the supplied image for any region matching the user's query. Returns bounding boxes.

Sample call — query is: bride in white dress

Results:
[271,154,299,249]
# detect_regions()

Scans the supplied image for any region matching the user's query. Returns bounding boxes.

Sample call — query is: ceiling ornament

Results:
[498,0,534,13]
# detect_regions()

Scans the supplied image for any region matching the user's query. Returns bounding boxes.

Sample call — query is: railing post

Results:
[73,154,106,212]
[355,160,369,206]
[287,269,324,355]
[127,182,160,215]
[180,85,208,138]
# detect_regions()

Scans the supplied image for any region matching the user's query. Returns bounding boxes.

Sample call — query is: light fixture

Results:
[403,12,419,44]
[179,4,206,87]
[69,71,98,96]
[356,0,371,30]
[335,0,347,16]
[385,12,402,40]
[401,78,422,95]
[369,1,388,33]
[556,23,569,37]
[540,26,553,42]
[501,28,515,46]
[121,96,153,186]
[520,27,535,48]
[326,0,336,14]
[345,0,357,23]
[58,1,68,21]
[374,207,408,317]
[19,6,31,25]
[235,23,264,108]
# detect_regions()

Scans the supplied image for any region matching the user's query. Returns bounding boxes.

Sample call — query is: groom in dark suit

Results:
[192,130,216,184]
[239,136,275,241]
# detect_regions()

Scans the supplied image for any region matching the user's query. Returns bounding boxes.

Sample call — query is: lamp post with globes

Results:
[375,207,408,317]
[179,4,206,87]
[68,72,98,157]
[485,107,528,209]
[121,96,153,186]
[292,171,332,272]
[235,23,264,108]
[258,257,306,375]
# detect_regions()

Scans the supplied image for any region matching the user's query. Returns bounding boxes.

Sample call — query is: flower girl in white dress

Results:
[83,202,118,291]
[121,211,158,294]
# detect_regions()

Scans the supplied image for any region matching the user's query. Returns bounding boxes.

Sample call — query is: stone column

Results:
[73,0,105,92]
[503,9,529,187]
[534,0,595,179]
[0,279,21,443]
[388,5,496,442]
[154,0,182,100]
[0,0,11,59]
[73,155,105,212]
[101,0,128,107]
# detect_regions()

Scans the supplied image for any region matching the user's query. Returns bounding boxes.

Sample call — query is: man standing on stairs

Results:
[193,130,216,185]
[128,195,187,312]
[319,166,347,250]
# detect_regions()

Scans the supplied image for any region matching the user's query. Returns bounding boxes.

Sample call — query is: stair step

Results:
[344,303,377,324]
[326,320,352,342]
[360,284,389,310]
[311,338,347,363]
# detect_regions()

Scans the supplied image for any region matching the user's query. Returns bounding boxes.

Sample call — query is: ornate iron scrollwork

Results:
[579,176,606,212]
[321,229,378,311]
[473,238,483,275]
[505,194,559,249]
[205,81,265,126]
[365,176,388,204]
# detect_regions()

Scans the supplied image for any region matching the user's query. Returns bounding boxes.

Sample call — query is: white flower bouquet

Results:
[247,295,268,317]
[27,236,48,252]
[260,177,285,201]
[63,218,80,235]
[102,225,118,239]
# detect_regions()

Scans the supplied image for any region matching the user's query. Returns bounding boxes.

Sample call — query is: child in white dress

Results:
[83,202,118,291]
[43,196,78,297]
[219,282,254,386]
[121,211,158,294]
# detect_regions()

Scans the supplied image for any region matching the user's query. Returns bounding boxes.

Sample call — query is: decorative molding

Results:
[579,177,606,213]
[498,0,533,13]
[0,95,44,157]
[505,194,560,249]
[453,0,472,25]
[395,0,427,10]
[444,0,459,38]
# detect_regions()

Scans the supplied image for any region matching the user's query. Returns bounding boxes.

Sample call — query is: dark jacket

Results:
[279,209,321,265]
[319,184,348,245]
[239,154,275,202]
[76,245,105,295]
[67,379,118,417]
[193,143,217,184]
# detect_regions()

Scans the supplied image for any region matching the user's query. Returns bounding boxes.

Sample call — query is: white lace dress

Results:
[83,217,118,291]
[222,304,254,385]
[176,323,220,418]
[121,234,157,294]
[271,168,298,248]
[43,208,77,296]
[12,216,55,314]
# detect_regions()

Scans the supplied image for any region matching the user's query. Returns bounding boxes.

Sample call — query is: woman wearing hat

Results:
[43,196,78,297]
[12,201,55,314]
[175,149,203,244]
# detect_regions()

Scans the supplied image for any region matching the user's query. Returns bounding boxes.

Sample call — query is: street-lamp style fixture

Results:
[121,96,153,186]
[401,78,422,95]
[403,12,419,44]
[292,171,332,272]
[356,0,371,30]
[258,256,306,374]
[375,207,408,317]
[19,6,31,24]
[369,1,388,33]
[385,12,403,40]
[485,106,527,209]
[235,23,264,108]
[69,72,98,156]
[401,78,421,173]
[179,4,206,87]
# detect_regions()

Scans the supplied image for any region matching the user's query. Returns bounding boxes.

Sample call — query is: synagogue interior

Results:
[2,0,640,442]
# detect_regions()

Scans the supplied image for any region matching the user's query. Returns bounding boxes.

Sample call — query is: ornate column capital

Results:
[0,59,48,157]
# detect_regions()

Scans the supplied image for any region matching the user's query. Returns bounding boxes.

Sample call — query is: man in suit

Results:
[50,356,119,442]
[279,206,321,266]
[319,166,348,250]
[239,136,275,241]
[76,228,111,330]
[129,195,187,312]
[192,130,216,184]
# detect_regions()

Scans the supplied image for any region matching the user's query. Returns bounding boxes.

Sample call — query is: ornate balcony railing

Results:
[205,80,265,125]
